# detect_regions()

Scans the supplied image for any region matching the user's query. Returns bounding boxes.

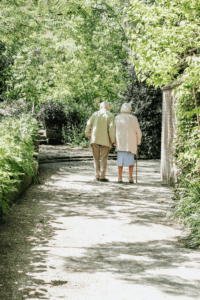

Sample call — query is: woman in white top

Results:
[115,103,142,183]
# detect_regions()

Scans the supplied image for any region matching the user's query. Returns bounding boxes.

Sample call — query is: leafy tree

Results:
[125,0,200,88]
[0,0,129,109]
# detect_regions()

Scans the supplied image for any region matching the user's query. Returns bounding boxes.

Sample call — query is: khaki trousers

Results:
[91,143,110,179]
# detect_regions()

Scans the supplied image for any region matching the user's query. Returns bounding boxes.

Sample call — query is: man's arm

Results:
[85,114,94,138]
[108,114,116,144]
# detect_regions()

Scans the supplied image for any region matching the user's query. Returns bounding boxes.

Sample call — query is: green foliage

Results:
[0,0,129,109]
[125,0,200,247]
[170,90,200,247]
[0,115,39,214]
[122,66,162,158]
[0,41,14,101]
[36,100,92,147]
[62,103,92,147]
[62,125,90,148]
[125,0,200,89]
[171,178,200,248]
[37,101,67,130]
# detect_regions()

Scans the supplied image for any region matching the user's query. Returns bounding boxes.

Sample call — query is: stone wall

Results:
[161,84,178,186]
[0,161,38,217]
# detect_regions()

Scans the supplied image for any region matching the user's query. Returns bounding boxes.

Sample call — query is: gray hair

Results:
[121,103,132,113]
[100,102,110,110]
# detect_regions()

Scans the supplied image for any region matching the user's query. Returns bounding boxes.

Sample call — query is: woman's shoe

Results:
[129,177,134,183]
[118,178,123,183]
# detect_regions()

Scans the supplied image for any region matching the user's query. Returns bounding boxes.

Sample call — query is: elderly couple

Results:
[85,101,142,183]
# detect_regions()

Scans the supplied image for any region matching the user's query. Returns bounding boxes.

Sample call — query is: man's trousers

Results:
[91,143,110,179]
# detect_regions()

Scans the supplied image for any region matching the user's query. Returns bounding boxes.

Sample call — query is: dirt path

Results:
[1,159,200,300]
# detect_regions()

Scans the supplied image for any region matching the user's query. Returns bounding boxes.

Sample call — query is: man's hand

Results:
[113,143,117,147]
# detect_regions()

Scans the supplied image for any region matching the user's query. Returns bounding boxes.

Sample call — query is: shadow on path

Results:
[0,160,200,299]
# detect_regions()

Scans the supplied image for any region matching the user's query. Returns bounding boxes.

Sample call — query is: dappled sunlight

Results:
[35,160,172,225]
[27,239,200,299]
[1,159,200,299]
[17,159,194,299]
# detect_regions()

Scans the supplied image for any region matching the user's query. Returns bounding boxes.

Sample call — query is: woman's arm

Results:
[134,117,142,145]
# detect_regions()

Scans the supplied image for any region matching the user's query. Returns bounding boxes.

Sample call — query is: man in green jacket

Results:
[85,102,116,182]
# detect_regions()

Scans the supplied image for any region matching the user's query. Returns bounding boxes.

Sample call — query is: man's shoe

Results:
[99,178,109,182]
[129,177,134,183]
[118,178,123,183]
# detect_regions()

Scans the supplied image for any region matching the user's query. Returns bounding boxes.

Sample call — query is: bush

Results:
[62,125,90,148]
[0,115,39,213]
[62,105,91,147]
[170,89,200,248]
[0,41,14,102]
[171,178,200,248]
[37,101,67,130]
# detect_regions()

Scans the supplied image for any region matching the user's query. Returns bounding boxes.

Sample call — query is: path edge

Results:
[0,161,39,218]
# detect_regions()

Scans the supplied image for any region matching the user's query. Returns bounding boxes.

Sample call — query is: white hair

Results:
[121,103,132,113]
[100,102,110,110]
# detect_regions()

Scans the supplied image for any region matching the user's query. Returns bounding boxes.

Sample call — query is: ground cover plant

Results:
[0,115,39,214]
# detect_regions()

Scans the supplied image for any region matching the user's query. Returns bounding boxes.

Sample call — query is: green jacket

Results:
[85,108,116,148]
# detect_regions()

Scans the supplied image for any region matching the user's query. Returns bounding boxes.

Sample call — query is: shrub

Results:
[37,101,67,130]
[0,115,39,213]
[62,103,92,147]
[0,41,14,102]
[62,125,90,148]
[170,88,200,248]
[171,178,200,248]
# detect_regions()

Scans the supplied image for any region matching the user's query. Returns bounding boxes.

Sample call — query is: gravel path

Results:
[1,158,200,300]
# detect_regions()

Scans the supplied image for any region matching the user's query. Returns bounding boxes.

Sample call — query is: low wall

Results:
[0,160,39,217]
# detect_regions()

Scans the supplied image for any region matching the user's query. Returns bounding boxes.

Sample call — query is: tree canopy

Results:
[125,0,200,90]
[0,0,129,108]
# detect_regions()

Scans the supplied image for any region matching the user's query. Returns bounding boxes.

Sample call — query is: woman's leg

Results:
[129,165,134,179]
[118,166,123,179]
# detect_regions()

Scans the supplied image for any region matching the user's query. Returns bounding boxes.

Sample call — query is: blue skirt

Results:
[117,151,135,166]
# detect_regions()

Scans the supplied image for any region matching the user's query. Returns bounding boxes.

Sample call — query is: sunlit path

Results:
[1,160,200,300]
